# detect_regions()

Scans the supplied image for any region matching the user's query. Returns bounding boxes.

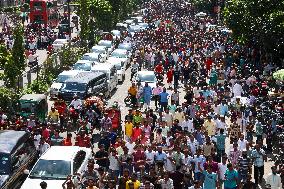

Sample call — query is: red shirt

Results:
[132,127,142,141]
[42,128,50,139]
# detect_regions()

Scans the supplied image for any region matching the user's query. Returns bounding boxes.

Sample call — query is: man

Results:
[69,95,82,109]
[215,129,226,161]
[40,181,47,189]
[232,81,243,97]
[224,163,239,189]
[94,144,109,169]
[159,87,169,112]
[237,150,250,183]
[100,113,112,132]
[266,166,282,189]
[130,60,139,80]
[128,83,138,107]
[48,106,59,123]
[203,164,219,189]
[251,143,266,185]
[152,83,162,110]
[126,173,141,189]
[203,116,217,137]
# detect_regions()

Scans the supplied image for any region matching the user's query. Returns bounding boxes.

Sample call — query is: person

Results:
[69,95,82,110]
[128,83,138,107]
[237,150,250,183]
[242,174,256,189]
[251,143,266,185]
[224,163,239,189]
[130,59,139,80]
[188,180,202,189]
[40,181,47,189]
[126,173,141,189]
[39,138,50,156]
[266,166,282,189]
[62,175,75,189]
[143,82,152,110]
[159,87,169,112]
[158,171,174,189]
[94,144,109,169]
[152,84,162,110]
[203,164,219,189]
[48,106,59,123]
[118,168,130,189]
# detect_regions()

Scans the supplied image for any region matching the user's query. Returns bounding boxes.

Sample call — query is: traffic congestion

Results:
[0,0,284,188]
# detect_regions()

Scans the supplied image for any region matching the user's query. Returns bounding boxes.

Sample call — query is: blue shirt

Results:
[159,92,169,103]
[203,171,217,189]
[215,134,226,150]
[224,169,238,188]
[219,104,228,116]
[155,151,167,162]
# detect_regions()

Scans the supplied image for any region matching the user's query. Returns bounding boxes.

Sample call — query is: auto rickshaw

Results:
[18,94,48,122]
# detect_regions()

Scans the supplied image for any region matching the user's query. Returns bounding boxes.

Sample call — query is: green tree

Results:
[90,0,113,31]
[223,0,284,57]
[79,0,90,43]
[107,0,121,23]
[12,25,26,88]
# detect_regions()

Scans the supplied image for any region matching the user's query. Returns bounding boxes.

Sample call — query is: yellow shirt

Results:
[128,87,137,96]
[126,180,141,189]
[48,110,59,120]
[125,122,133,137]
[203,120,216,136]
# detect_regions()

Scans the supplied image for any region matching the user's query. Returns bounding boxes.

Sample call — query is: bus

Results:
[29,0,59,28]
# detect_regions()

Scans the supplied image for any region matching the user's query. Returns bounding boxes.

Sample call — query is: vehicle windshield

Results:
[29,160,70,180]
[20,101,36,113]
[111,52,127,58]
[81,55,99,62]
[63,82,87,91]
[56,75,72,83]
[92,48,105,53]
[73,63,91,71]
[118,44,131,51]
[0,153,10,174]
[137,74,156,82]
[98,41,111,47]
[112,31,121,36]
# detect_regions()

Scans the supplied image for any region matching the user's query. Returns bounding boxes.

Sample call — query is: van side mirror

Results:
[24,169,30,175]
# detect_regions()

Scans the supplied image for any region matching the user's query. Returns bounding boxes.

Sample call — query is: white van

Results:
[52,39,68,52]
[21,146,92,189]
[49,70,85,97]
[91,63,118,97]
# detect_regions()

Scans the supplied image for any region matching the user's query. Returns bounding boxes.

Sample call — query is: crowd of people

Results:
[1,0,284,188]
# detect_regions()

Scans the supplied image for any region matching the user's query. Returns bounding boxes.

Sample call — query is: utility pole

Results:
[67,0,71,40]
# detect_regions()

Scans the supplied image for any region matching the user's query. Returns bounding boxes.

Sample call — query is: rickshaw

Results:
[18,94,48,123]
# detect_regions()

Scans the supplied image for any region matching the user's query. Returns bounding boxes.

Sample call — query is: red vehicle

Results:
[30,0,59,28]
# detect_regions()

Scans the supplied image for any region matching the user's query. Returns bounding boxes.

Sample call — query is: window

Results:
[73,151,86,173]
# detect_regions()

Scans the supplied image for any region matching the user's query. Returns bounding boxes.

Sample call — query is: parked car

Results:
[133,71,157,89]
[59,71,108,101]
[111,30,122,40]
[91,45,109,57]
[72,60,95,71]
[21,146,92,189]
[97,40,115,53]
[118,42,133,53]
[115,22,128,31]
[138,22,149,30]
[52,39,68,52]
[0,130,37,189]
[50,70,84,97]
[109,49,131,66]
[109,59,126,83]
[81,52,106,63]
[124,19,136,26]
[91,63,118,97]
[128,25,142,36]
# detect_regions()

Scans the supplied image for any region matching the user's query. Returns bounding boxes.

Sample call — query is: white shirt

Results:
[164,113,173,127]
[165,153,175,172]
[218,163,227,180]
[39,142,50,155]
[108,154,119,170]
[145,150,155,164]
[232,83,243,97]
[125,142,135,154]
[266,173,282,189]
[188,139,198,155]
[33,134,41,149]
[159,178,174,189]
[181,119,194,132]
[238,139,247,152]
[70,99,82,109]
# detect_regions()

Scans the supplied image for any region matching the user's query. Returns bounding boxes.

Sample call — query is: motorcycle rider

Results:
[128,83,138,107]
[130,59,139,81]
